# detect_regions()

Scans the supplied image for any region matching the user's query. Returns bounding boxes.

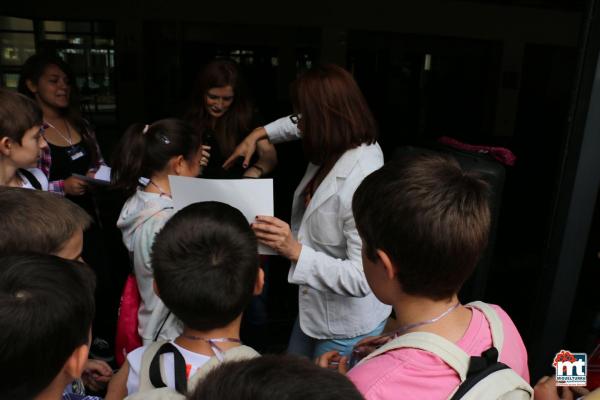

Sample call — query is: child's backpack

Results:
[125,340,260,400]
[114,274,142,366]
[17,168,42,190]
[357,301,533,400]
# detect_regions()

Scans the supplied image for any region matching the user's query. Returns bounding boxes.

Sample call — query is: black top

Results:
[48,140,92,181]
[48,140,95,214]
[200,110,263,179]
[201,128,257,179]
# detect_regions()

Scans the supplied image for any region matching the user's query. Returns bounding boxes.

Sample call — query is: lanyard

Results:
[148,180,171,198]
[390,302,461,338]
[45,120,73,146]
[179,335,242,362]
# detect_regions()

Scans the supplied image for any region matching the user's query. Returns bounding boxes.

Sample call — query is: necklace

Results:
[391,302,461,337]
[45,119,73,146]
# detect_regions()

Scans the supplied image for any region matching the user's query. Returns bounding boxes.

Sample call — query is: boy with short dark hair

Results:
[0,253,96,399]
[319,154,530,399]
[0,88,49,190]
[106,201,263,399]
[0,186,91,259]
[0,187,111,395]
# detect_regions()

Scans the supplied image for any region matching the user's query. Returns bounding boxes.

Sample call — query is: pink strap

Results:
[437,136,517,166]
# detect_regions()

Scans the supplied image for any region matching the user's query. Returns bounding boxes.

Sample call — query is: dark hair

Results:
[352,153,491,300]
[0,88,43,144]
[292,64,377,165]
[111,118,202,196]
[185,59,253,157]
[0,254,95,399]
[17,53,99,165]
[151,201,258,331]
[189,354,364,400]
[0,186,92,256]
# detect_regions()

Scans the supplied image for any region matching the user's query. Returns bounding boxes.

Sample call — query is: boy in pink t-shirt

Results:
[318,153,530,399]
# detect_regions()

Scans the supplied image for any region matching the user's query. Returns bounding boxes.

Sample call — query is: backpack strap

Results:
[187,345,260,390]
[137,341,170,392]
[358,332,471,381]
[136,342,259,395]
[466,301,504,353]
[357,302,507,382]
[148,342,188,394]
[18,168,41,190]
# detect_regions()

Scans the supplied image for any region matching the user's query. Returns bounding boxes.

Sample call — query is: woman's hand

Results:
[243,165,263,178]
[223,127,267,170]
[316,351,349,375]
[252,215,302,261]
[201,145,211,167]
[64,176,88,196]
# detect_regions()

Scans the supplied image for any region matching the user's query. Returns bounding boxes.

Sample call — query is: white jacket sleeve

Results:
[288,203,372,297]
[264,115,301,144]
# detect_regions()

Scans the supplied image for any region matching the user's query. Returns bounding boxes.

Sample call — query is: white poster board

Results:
[169,176,275,255]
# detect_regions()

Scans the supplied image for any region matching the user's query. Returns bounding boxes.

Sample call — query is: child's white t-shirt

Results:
[18,168,48,190]
[126,341,211,395]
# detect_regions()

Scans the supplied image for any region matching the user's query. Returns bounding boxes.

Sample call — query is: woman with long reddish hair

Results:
[185,59,276,178]
[226,64,391,358]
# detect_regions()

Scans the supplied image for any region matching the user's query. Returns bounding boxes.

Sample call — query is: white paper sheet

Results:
[169,176,276,255]
[94,165,112,182]
[72,165,112,186]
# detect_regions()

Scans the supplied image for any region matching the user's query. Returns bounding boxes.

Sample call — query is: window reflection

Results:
[1,16,117,117]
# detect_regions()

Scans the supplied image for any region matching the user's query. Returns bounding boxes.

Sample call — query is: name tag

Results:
[67,144,87,161]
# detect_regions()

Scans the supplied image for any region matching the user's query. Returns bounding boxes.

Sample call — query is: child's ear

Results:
[63,343,90,380]
[172,155,186,176]
[153,279,160,298]
[0,137,12,156]
[253,267,265,295]
[376,249,398,280]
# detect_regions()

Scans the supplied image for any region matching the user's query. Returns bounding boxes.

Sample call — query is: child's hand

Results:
[346,335,393,366]
[533,376,589,400]
[354,335,392,350]
[316,351,349,375]
[105,361,129,400]
[82,359,113,392]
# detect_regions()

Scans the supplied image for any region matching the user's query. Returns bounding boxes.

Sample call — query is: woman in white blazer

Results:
[224,64,391,358]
